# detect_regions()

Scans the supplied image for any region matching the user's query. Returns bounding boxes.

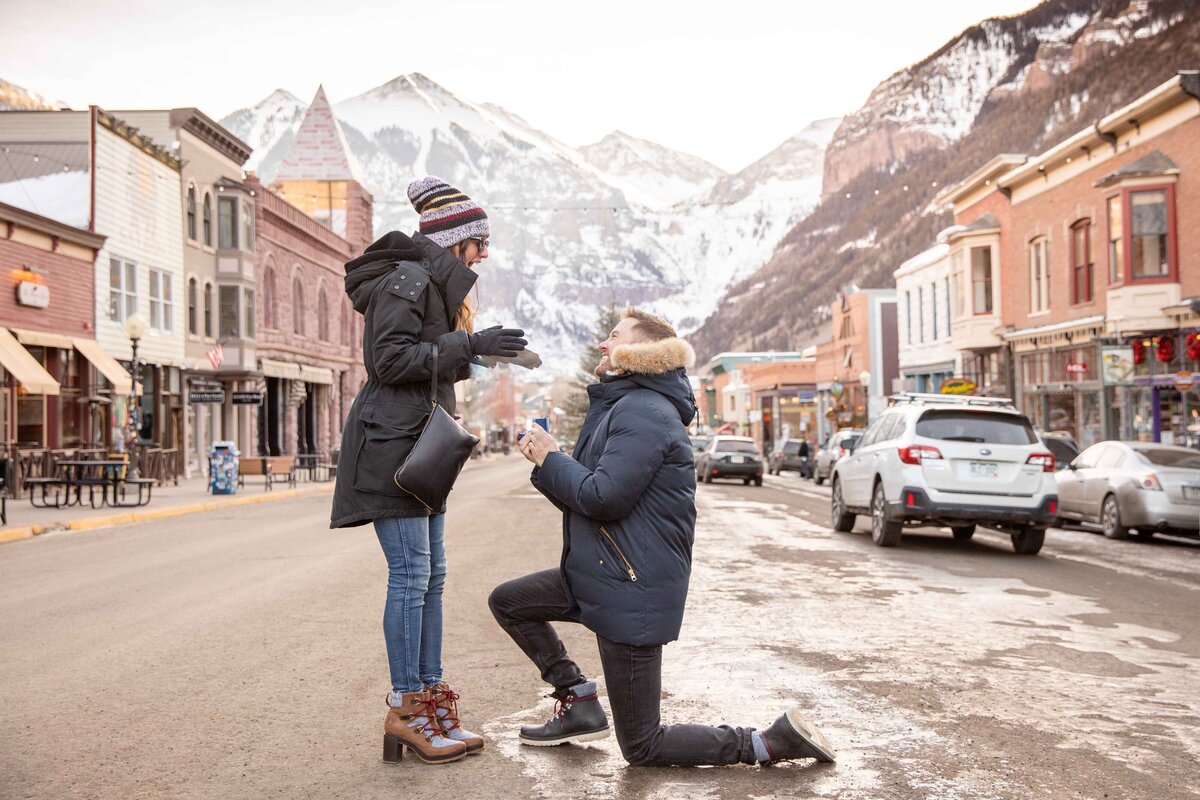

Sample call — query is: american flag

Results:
[206,343,225,370]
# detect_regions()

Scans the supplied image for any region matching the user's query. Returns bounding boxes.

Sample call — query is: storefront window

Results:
[58,349,83,447]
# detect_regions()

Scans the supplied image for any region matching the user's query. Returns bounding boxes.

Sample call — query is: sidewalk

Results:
[0,473,335,545]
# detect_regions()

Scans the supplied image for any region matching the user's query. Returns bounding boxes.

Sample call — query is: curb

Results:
[0,484,335,545]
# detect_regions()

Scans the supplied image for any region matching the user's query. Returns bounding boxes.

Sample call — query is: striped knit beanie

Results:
[407,176,491,248]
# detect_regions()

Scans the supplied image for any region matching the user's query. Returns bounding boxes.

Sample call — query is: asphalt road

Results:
[2,456,1197,800]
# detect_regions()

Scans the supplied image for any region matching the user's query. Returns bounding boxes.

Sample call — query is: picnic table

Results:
[26,459,155,510]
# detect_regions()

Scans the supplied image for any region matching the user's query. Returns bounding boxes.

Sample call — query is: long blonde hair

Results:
[454,295,475,333]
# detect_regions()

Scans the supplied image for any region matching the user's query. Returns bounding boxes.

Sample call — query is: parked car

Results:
[1055,441,1200,540]
[696,435,764,486]
[768,439,811,477]
[1038,430,1080,471]
[830,393,1058,554]
[813,429,863,485]
[689,435,711,454]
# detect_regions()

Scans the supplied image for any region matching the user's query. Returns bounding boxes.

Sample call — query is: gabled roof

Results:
[1094,150,1179,188]
[274,86,362,183]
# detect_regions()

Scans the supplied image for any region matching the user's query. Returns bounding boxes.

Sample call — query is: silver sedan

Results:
[1056,441,1200,539]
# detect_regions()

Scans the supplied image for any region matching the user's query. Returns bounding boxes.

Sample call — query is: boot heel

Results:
[382,733,404,763]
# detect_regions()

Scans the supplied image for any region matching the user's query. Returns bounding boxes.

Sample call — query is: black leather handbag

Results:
[393,348,480,510]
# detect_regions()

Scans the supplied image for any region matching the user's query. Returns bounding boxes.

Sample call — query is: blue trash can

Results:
[209,441,240,495]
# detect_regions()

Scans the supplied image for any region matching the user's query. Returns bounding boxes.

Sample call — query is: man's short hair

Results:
[623,307,676,342]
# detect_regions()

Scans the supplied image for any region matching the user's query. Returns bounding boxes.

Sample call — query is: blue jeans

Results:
[374,514,446,693]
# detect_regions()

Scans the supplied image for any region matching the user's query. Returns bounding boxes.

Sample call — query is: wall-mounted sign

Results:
[941,378,976,395]
[829,380,845,398]
[231,391,264,405]
[16,281,50,308]
[1175,371,1194,390]
[189,390,226,404]
[1101,346,1134,385]
[1066,362,1088,375]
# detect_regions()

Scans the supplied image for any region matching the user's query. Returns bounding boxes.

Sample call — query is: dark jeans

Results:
[489,569,757,766]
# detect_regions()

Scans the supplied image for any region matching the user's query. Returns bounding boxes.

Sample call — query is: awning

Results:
[261,359,302,380]
[299,365,334,385]
[0,327,60,395]
[73,337,133,395]
[12,328,75,349]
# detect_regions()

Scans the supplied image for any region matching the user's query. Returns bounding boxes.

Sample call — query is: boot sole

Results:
[519,727,611,747]
[784,710,837,762]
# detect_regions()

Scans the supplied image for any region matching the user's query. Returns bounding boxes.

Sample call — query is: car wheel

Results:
[951,525,976,541]
[704,472,713,484]
[743,478,751,485]
[1101,495,1129,540]
[870,482,902,547]
[831,479,855,532]
[1011,527,1045,555]
[754,477,763,487]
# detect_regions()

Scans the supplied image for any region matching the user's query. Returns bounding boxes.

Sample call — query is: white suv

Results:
[830,393,1057,554]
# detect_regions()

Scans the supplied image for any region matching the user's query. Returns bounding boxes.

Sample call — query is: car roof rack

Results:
[889,392,1016,409]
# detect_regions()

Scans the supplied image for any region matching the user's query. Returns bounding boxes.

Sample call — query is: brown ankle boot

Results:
[382,690,468,765]
[429,682,484,754]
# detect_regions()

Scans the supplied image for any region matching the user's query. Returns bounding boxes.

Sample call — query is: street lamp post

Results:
[859,369,872,427]
[124,314,147,480]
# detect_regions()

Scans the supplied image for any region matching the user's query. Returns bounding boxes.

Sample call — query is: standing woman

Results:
[332,177,527,765]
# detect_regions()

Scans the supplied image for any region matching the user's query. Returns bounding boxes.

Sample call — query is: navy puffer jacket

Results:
[532,336,698,646]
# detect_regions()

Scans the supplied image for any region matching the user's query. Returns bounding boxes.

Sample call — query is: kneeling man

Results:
[489,307,835,767]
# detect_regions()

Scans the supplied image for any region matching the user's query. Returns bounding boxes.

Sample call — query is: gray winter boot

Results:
[518,681,611,746]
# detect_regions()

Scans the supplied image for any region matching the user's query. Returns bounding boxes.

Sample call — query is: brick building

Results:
[933,70,1200,446]
[249,87,372,457]
[813,288,898,445]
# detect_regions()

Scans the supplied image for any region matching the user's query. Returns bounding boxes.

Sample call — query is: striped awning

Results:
[0,327,60,395]
[73,338,133,395]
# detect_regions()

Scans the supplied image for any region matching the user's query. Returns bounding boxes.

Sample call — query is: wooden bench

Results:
[237,456,297,491]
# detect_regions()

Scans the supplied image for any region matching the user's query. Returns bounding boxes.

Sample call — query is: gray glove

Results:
[469,325,527,357]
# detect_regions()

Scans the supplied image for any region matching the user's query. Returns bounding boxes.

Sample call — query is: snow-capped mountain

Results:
[822,0,1101,197]
[689,0,1198,361]
[221,73,836,373]
[579,131,727,208]
[0,78,65,111]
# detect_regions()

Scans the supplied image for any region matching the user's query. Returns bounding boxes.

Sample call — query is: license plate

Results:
[1184,486,1200,501]
[968,461,999,478]
[730,456,745,464]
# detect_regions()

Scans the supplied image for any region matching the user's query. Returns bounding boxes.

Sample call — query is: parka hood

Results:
[343,230,477,316]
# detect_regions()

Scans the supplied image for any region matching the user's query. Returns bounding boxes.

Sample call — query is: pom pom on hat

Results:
[407,176,491,248]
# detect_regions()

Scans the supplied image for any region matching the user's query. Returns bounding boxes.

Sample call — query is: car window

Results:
[715,440,759,454]
[783,442,800,455]
[841,434,861,450]
[1134,448,1200,469]
[858,417,888,448]
[1042,437,1078,466]
[1072,443,1106,469]
[915,410,1037,445]
[876,415,904,443]
[1095,447,1127,470]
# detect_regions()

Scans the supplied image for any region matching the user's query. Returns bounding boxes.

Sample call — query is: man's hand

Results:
[518,424,557,467]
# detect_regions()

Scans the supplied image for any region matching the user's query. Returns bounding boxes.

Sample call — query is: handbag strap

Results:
[430,346,439,409]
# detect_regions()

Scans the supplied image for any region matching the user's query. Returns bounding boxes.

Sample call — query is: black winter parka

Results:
[331,231,477,528]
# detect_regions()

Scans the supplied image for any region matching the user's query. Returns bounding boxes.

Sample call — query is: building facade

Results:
[931,71,1200,447]
[894,240,960,394]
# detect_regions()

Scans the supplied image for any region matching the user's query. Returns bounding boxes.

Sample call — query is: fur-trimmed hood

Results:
[609,337,695,375]
[595,336,697,426]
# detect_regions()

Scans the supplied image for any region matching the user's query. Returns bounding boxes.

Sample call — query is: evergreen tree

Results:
[560,302,622,442]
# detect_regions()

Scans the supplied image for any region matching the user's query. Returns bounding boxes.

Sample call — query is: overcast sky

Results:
[2,0,1038,172]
